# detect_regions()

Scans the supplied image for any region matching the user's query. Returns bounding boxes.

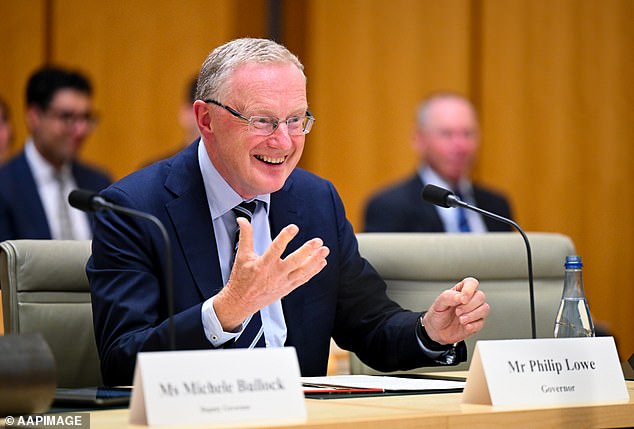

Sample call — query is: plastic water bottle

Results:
[554,255,595,337]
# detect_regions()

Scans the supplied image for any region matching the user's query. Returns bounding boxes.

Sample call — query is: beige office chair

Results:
[0,240,101,387]
[349,232,575,374]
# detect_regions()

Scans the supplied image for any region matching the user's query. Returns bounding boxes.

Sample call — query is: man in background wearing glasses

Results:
[0,66,111,242]
[88,38,489,386]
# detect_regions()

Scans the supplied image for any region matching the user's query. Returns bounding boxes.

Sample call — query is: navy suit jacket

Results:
[0,150,112,241]
[87,143,466,386]
[364,173,513,232]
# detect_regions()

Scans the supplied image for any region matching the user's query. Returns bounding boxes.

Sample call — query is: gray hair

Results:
[415,91,478,129]
[196,38,305,101]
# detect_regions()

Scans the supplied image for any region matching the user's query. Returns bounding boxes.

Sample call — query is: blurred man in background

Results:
[178,76,200,145]
[0,66,111,241]
[364,92,513,233]
[142,76,199,167]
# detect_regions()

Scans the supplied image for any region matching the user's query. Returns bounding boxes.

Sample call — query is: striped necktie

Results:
[232,201,257,255]
[227,201,265,349]
[54,171,75,240]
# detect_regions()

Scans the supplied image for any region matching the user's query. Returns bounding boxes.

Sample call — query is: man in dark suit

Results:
[0,66,111,241]
[364,92,513,233]
[88,38,489,386]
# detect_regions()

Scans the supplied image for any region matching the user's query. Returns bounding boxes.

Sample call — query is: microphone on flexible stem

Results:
[69,189,176,350]
[422,184,536,340]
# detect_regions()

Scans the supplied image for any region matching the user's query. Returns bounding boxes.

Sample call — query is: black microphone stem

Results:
[100,202,176,351]
[457,200,536,340]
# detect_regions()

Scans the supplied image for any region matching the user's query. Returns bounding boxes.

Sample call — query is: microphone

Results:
[69,189,176,350]
[422,184,537,340]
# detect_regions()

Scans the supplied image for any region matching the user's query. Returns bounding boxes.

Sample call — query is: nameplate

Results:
[129,347,306,426]
[462,337,629,407]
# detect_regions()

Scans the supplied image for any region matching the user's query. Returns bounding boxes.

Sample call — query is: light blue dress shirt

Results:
[197,141,286,348]
[198,141,456,360]
[420,166,487,233]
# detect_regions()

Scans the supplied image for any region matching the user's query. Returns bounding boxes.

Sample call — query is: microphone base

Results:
[0,333,57,416]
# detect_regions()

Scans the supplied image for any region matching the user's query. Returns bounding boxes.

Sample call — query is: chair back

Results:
[0,240,101,387]
[350,232,575,373]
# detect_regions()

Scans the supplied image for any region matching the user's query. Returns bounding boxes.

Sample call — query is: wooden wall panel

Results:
[49,0,245,179]
[0,0,46,156]
[2,0,633,359]
[304,0,473,229]
[478,0,634,358]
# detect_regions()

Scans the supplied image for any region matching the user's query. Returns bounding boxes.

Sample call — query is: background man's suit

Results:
[364,173,513,232]
[0,150,112,241]
[88,143,466,386]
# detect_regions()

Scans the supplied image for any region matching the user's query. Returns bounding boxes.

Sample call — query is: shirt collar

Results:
[24,138,72,183]
[419,165,473,199]
[197,140,270,220]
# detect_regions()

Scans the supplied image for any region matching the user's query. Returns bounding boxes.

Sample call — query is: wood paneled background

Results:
[1,0,633,360]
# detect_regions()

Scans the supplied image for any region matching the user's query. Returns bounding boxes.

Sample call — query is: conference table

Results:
[79,373,634,429]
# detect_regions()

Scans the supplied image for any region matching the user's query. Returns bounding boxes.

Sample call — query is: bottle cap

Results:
[565,255,583,269]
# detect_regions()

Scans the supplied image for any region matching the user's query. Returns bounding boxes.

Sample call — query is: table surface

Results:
[75,374,634,429]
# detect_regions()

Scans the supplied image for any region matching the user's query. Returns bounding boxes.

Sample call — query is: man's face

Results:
[414,98,479,185]
[202,62,308,200]
[27,89,94,168]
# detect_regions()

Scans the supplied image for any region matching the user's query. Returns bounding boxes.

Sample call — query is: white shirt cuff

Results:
[201,296,245,347]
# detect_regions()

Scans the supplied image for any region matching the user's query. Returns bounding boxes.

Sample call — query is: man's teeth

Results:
[256,155,284,164]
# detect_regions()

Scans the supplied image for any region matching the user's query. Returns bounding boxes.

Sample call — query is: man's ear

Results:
[25,106,41,130]
[411,128,427,158]
[193,100,212,138]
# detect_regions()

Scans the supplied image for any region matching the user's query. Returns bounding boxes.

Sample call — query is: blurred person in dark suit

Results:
[0,66,111,241]
[364,92,513,233]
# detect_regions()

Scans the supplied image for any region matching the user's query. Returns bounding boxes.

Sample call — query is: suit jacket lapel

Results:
[164,144,223,299]
[269,174,306,247]
[417,175,445,232]
[71,162,98,230]
[269,173,307,347]
[15,152,51,237]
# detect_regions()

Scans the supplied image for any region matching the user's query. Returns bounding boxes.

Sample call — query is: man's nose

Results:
[269,122,294,148]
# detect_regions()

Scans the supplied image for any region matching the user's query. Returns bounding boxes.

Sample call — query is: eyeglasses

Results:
[43,108,98,128]
[205,99,315,136]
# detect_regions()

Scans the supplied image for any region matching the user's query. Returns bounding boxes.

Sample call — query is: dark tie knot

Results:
[232,201,257,222]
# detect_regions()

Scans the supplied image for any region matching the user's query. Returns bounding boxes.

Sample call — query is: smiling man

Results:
[87,38,489,386]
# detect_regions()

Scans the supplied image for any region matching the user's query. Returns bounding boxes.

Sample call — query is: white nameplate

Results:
[463,337,629,407]
[129,347,306,426]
